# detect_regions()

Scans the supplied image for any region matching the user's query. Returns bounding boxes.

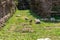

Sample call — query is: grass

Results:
[0,10,60,40]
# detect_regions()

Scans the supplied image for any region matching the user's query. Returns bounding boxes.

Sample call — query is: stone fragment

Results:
[25,17,29,20]
[50,17,55,21]
[35,19,41,24]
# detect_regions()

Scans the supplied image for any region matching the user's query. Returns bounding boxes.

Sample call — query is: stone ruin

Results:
[0,0,60,27]
[17,0,60,18]
[0,0,16,27]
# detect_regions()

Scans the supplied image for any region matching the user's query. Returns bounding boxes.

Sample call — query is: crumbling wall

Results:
[52,0,60,11]
[0,0,16,27]
[17,0,30,10]
[29,0,60,18]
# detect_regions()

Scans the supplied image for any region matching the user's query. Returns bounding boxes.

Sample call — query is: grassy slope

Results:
[0,10,60,40]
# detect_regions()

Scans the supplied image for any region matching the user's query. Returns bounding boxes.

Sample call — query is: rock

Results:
[37,38,51,40]
[25,17,29,20]
[29,19,32,25]
[35,19,40,24]
[21,27,34,33]
[50,17,55,21]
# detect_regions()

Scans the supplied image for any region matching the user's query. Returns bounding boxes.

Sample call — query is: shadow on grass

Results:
[29,10,41,19]
[16,9,60,23]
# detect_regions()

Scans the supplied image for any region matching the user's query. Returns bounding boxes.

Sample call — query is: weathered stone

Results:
[0,0,16,27]
[35,19,41,24]
[50,17,55,21]
[29,19,32,25]
[25,17,29,20]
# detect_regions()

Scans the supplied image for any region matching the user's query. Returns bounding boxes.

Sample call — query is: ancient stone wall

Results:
[0,0,16,27]
[17,0,60,17]
[29,0,60,18]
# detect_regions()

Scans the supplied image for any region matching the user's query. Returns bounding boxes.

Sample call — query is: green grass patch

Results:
[0,10,60,40]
